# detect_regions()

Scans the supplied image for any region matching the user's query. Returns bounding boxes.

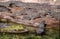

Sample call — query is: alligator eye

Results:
[9,3,16,7]
[28,8,32,9]
[10,15,15,18]
[26,8,32,10]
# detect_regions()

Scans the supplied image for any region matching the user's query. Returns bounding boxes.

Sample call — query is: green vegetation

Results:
[0,25,59,39]
[0,24,24,32]
[0,20,59,39]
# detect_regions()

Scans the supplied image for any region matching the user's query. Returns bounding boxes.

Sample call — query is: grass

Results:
[0,31,59,39]
[0,33,42,39]
[0,21,60,39]
[0,25,59,39]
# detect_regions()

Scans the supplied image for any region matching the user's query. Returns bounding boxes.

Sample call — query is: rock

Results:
[35,21,45,35]
[0,22,10,28]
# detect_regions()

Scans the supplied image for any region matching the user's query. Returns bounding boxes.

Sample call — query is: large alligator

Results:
[0,1,59,33]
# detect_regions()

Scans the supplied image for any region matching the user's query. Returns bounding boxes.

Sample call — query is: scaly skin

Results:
[0,1,59,28]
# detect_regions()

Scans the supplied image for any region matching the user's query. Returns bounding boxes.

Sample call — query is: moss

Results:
[0,24,24,32]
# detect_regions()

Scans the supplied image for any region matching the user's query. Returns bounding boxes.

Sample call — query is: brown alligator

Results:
[0,1,59,33]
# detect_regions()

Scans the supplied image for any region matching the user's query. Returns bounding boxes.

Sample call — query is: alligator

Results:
[0,1,59,33]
